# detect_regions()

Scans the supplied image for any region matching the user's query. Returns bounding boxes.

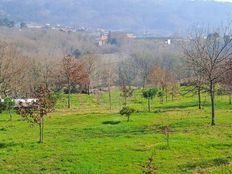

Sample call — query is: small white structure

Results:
[15,99,38,107]
[165,39,171,45]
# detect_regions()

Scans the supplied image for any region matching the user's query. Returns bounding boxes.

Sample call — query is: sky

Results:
[215,0,232,2]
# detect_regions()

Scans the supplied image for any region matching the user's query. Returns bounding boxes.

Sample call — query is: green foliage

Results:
[142,88,158,112]
[4,97,15,111]
[142,88,158,99]
[157,90,165,98]
[4,97,15,120]
[48,92,61,110]
[119,106,135,122]
[157,90,165,104]
[119,106,135,116]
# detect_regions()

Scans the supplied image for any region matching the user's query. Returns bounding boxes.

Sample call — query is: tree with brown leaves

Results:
[61,55,88,108]
[18,86,56,143]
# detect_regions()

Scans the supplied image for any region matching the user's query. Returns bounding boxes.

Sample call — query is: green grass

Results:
[0,89,232,173]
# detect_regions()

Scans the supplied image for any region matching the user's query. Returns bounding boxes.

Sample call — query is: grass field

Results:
[0,89,232,174]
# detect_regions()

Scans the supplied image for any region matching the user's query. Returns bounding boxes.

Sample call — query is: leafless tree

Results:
[149,66,174,102]
[0,42,27,97]
[131,52,154,88]
[222,60,232,104]
[183,27,232,126]
[81,53,98,94]
[101,62,118,111]
[118,62,135,106]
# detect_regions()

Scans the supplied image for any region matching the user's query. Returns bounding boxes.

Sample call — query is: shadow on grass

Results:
[159,103,198,110]
[102,121,121,125]
[181,157,230,171]
[0,128,7,131]
[209,143,232,149]
[0,142,16,149]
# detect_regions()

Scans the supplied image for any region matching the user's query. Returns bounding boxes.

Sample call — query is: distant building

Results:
[127,33,137,39]
[165,39,171,45]
[98,32,110,46]
[27,23,43,29]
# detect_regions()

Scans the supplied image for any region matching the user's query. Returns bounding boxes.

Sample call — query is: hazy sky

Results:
[215,0,232,2]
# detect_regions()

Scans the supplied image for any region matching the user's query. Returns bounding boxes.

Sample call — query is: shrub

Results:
[119,106,135,122]
[157,90,165,104]
[4,97,15,120]
[142,88,158,112]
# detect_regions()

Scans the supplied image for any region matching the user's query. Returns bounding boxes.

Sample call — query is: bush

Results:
[120,106,135,122]
[4,97,15,120]
[142,88,158,112]
[142,88,158,99]
[157,90,165,104]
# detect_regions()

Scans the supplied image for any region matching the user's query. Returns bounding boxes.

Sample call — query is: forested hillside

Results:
[0,0,232,34]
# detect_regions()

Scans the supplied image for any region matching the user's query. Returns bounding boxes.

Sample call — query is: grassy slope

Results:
[0,89,232,174]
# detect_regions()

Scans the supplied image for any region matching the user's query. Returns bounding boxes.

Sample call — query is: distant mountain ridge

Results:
[0,0,232,35]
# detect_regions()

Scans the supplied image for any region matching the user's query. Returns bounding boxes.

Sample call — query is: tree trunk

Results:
[166,132,170,147]
[198,86,201,109]
[210,82,215,126]
[9,110,12,121]
[142,76,146,89]
[127,115,130,122]
[124,96,127,106]
[87,85,90,95]
[39,117,44,143]
[67,79,71,109]
[165,88,168,102]
[229,93,232,105]
[108,84,112,111]
[148,98,151,112]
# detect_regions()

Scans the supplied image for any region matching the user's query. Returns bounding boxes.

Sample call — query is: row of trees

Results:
[0,41,94,99]
[0,38,181,142]
[1,25,232,144]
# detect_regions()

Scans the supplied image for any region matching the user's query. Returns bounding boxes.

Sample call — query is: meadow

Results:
[0,89,231,174]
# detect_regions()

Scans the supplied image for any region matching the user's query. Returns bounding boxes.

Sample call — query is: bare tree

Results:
[118,61,135,106]
[183,27,232,126]
[131,52,154,88]
[81,53,98,95]
[0,42,26,97]
[149,66,173,102]
[222,60,232,104]
[100,62,117,111]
